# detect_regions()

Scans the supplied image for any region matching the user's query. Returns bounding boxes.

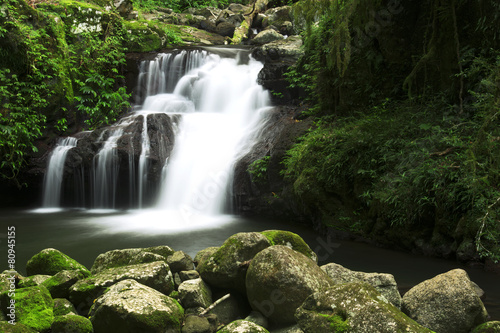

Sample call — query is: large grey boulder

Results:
[321,262,401,308]
[91,247,173,274]
[402,269,488,333]
[70,261,174,314]
[296,282,433,333]
[89,279,184,333]
[197,232,271,292]
[178,278,212,309]
[217,320,269,333]
[246,245,333,325]
[26,248,90,276]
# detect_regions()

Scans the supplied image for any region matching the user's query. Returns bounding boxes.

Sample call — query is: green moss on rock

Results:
[26,248,90,276]
[51,314,93,333]
[260,230,317,262]
[1,286,54,332]
[472,321,500,333]
[53,298,78,316]
[0,321,37,332]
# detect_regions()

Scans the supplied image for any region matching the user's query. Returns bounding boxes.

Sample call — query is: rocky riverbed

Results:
[1,230,499,332]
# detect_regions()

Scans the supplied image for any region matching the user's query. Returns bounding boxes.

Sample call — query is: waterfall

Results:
[39,48,271,215]
[42,137,78,208]
[154,50,271,219]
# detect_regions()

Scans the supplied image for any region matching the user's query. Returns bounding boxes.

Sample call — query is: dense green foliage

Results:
[133,0,244,13]
[283,0,500,261]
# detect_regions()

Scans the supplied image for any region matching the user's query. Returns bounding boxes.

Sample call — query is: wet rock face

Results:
[56,112,179,208]
[402,269,489,333]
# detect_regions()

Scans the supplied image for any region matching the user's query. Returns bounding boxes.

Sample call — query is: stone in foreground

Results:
[197,232,271,292]
[246,245,333,325]
[217,319,270,333]
[402,269,488,333]
[296,282,433,333]
[89,279,184,333]
[321,262,401,308]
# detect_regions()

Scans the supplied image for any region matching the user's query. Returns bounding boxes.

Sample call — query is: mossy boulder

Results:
[0,285,54,332]
[260,230,317,262]
[217,320,270,333]
[18,275,51,288]
[167,250,194,273]
[296,282,433,333]
[0,321,37,332]
[178,278,212,309]
[89,279,184,333]
[197,232,271,292]
[123,21,164,52]
[26,248,90,276]
[182,314,214,333]
[321,262,401,308]
[194,247,219,268]
[51,314,93,333]
[402,269,488,333]
[42,270,89,299]
[70,261,174,314]
[246,245,333,325]
[472,321,500,333]
[53,298,78,316]
[91,247,171,274]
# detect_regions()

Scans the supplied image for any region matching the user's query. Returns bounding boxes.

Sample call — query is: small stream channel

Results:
[1,209,499,321]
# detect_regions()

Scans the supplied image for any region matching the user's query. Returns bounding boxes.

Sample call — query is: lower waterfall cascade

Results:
[40,47,272,217]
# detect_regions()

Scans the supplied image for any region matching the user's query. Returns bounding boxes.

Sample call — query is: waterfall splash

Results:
[41,137,78,210]
[39,47,271,227]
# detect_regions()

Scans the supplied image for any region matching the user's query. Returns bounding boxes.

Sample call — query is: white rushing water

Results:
[41,137,78,209]
[40,48,271,221]
[154,50,271,220]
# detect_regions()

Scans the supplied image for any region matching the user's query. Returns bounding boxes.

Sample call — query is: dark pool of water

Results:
[0,209,499,321]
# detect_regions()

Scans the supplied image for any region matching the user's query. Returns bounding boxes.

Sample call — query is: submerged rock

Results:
[89,279,184,333]
[321,262,401,308]
[295,282,432,333]
[246,245,333,325]
[26,248,90,276]
[402,268,488,333]
[197,232,271,292]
